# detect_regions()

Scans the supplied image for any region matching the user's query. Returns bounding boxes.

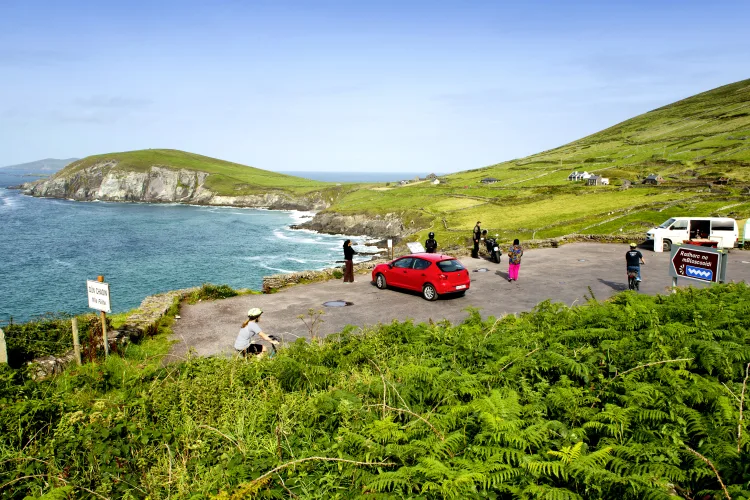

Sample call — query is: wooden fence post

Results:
[98,275,109,358]
[0,328,7,364]
[71,318,82,365]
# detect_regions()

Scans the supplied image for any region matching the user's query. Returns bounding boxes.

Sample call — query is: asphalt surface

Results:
[169,243,750,360]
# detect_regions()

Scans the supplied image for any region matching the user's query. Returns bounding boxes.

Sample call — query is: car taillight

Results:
[438,274,448,280]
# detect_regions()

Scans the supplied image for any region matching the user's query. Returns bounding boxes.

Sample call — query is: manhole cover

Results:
[474,268,489,272]
[323,300,353,307]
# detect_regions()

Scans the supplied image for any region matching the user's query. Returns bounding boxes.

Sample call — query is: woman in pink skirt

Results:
[507,239,523,282]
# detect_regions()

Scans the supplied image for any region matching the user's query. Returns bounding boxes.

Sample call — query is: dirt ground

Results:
[169,243,750,361]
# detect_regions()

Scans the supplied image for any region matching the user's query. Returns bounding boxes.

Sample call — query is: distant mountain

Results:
[0,158,79,175]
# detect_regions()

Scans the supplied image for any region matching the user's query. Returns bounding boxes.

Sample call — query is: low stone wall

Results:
[27,287,198,380]
[263,259,389,292]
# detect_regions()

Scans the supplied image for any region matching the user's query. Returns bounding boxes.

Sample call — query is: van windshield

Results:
[658,218,676,229]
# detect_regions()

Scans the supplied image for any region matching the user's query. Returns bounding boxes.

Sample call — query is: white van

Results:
[646,217,738,252]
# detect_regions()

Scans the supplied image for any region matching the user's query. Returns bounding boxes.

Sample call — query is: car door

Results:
[389,257,414,288]
[406,257,432,291]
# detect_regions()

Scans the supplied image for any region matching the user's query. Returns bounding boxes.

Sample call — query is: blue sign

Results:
[685,266,713,281]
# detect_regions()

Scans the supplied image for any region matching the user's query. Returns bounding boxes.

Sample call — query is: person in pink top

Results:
[507,239,524,282]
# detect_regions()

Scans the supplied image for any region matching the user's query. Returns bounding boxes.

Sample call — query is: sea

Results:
[0,171,391,325]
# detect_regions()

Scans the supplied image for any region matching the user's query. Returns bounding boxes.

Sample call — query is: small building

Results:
[432,179,440,185]
[399,180,410,185]
[568,171,591,181]
[426,173,438,180]
[586,175,609,186]
[715,176,729,185]
[642,174,664,185]
[480,177,498,184]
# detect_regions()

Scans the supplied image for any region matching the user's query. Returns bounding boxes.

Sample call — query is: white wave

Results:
[273,229,293,240]
[260,263,295,274]
[54,259,74,268]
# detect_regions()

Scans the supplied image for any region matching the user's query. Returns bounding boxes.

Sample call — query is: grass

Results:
[55,149,333,195]
[322,78,750,246]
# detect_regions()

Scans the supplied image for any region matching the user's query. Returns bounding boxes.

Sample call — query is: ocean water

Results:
[0,173,379,324]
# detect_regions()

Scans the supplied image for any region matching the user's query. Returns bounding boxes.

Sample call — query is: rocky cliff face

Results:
[298,212,410,238]
[23,163,328,210]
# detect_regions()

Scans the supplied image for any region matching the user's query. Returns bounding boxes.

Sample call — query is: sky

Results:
[1,0,749,173]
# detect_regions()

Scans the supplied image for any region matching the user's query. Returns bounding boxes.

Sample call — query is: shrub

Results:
[187,283,240,303]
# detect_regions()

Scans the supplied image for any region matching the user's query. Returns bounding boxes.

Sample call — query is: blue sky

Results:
[1,1,749,173]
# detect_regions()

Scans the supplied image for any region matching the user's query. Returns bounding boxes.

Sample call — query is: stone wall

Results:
[263,259,388,292]
[27,287,198,380]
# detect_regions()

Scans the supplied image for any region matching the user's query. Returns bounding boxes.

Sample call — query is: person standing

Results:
[507,239,524,282]
[626,242,645,281]
[343,239,357,282]
[425,232,438,253]
[234,308,279,357]
[472,221,481,258]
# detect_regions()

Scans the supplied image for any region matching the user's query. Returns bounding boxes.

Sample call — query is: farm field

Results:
[323,78,750,246]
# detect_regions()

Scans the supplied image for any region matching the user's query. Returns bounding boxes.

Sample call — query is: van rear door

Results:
[710,219,738,248]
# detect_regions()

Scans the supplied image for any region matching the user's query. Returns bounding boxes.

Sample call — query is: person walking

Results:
[343,239,357,282]
[507,238,524,282]
[472,221,481,258]
[234,308,279,357]
[425,232,438,253]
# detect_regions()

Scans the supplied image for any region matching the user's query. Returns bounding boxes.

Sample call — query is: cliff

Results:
[297,212,411,238]
[23,162,329,210]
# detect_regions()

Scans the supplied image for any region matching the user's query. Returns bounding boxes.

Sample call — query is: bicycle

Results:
[627,269,639,291]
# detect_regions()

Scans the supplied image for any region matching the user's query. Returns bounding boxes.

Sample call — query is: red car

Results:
[371,253,470,301]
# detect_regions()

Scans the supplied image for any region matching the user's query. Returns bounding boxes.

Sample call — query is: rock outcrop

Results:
[297,212,410,239]
[23,162,329,210]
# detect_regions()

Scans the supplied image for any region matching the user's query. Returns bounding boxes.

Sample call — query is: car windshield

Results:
[658,218,676,229]
[437,259,464,272]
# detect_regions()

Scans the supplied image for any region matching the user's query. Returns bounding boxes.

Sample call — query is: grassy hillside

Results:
[327,79,750,246]
[2,285,750,498]
[55,149,333,195]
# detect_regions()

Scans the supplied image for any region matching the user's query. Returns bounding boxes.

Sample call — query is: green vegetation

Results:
[184,283,259,304]
[53,149,348,197]
[2,285,749,498]
[321,78,750,247]
[48,80,750,248]
[2,313,111,368]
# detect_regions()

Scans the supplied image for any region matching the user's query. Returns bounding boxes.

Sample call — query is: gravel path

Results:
[169,243,750,361]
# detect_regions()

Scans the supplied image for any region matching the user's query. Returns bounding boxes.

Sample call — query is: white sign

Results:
[406,242,426,254]
[87,280,111,313]
[387,239,393,248]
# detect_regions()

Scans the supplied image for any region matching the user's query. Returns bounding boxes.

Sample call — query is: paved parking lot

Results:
[169,243,750,360]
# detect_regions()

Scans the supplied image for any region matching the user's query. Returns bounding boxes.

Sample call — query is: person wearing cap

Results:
[234,308,279,356]
[425,232,438,253]
[625,242,645,282]
[472,221,481,258]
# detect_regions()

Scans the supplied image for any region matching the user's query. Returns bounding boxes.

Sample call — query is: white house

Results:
[568,171,592,181]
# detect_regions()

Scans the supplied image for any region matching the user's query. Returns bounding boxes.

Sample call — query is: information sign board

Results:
[669,244,726,283]
[406,242,425,254]
[87,280,111,312]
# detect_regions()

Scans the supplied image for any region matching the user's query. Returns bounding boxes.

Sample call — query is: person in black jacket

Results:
[472,221,481,258]
[343,239,357,282]
[425,232,438,253]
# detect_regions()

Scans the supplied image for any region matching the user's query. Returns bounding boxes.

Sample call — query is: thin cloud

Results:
[74,96,153,109]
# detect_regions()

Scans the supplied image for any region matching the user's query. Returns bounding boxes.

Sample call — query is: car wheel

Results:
[375,273,387,290]
[422,283,438,301]
[662,240,672,252]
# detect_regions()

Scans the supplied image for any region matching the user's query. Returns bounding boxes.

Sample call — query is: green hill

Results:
[55,148,330,195]
[325,79,750,245]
